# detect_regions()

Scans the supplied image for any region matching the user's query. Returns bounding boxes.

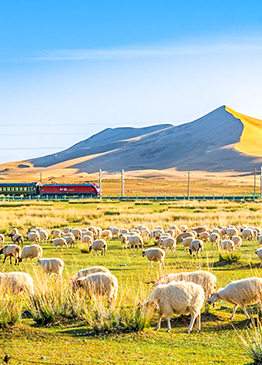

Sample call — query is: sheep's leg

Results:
[10,256,12,265]
[3,256,6,263]
[167,316,171,332]
[240,305,250,320]
[150,261,153,269]
[155,315,162,331]
[196,314,201,332]
[161,261,165,269]
[230,305,239,320]
[187,314,197,333]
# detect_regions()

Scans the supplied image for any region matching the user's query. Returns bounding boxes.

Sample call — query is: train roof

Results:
[0,183,39,186]
[42,183,98,186]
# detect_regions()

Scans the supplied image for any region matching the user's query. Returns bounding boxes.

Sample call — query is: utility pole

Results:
[121,169,124,198]
[99,169,102,200]
[40,172,43,184]
[187,171,190,199]
[254,167,257,198]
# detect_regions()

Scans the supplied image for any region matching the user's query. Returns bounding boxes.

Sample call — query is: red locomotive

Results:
[39,183,101,197]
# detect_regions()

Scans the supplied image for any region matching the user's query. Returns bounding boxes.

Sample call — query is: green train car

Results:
[0,183,41,195]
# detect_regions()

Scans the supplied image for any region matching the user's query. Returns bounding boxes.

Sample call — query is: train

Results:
[0,182,101,198]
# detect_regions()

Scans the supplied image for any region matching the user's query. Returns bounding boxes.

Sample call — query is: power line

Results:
[0,147,65,150]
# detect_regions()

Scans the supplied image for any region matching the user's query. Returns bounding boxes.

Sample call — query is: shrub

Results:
[218,251,241,263]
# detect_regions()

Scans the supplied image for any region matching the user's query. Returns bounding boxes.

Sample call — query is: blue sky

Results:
[1,1,262,163]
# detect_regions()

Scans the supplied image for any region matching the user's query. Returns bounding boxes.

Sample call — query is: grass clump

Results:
[219,251,241,263]
[104,211,120,216]
[238,320,262,364]
[0,294,23,328]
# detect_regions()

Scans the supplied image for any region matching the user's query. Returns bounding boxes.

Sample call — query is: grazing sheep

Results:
[0,234,4,245]
[144,281,205,333]
[0,244,22,265]
[89,239,107,256]
[232,236,242,248]
[72,272,118,305]
[109,227,120,238]
[81,234,93,246]
[199,232,210,241]
[142,248,165,269]
[120,228,129,235]
[72,266,110,280]
[62,227,71,234]
[88,226,99,238]
[120,234,129,248]
[156,270,217,301]
[169,225,178,230]
[62,234,75,248]
[39,229,49,242]
[141,229,150,240]
[255,248,262,267]
[165,229,175,238]
[211,228,220,234]
[0,272,34,296]
[21,244,43,262]
[208,277,262,320]
[128,235,143,249]
[130,229,140,235]
[189,240,204,256]
[11,228,19,235]
[101,230,113,240]
[51,238,68,251]
[176,232,195,244]
[71,228,82,240]
[158,233,171,245]
[182,237,194,250]
[192,226,208,236]
[51,229,62,238]
[226,227,238,238]
[9,233,24,246]
[241,228,254,241]
[150,229,164,240]
[258,235,262,244]
[220,240,235,251]
[159,237,176,252]
[37,257,64,281]
[27,231,40,243]
[209,233,220,247]
[83,231,94,240]
[179,225,188,232]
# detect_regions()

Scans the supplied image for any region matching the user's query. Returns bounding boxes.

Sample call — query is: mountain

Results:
[28,105,262,173]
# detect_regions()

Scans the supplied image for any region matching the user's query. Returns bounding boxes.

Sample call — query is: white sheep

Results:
[199,232,210,241]
[81,235,93,246]
[160,237,176,252]
[0,234,4,245]
[101,230,113,240]
[21,244,43,262]
[120,234,129,248]
[120,228,129,235]
[241,228,254,241]
[182,237,194,250]
[220,240,235,251]
[71,228,82,240]
[89,239,107,256]
[144,281,205,333]
[39,229,49,242]
[226,227,238,238]
[11,228,19,235]
[128,235,143,249]
[176,232,195,244]
[51,229,62,238]
[27,231,40,243]
[142,248,165,269]
[9,233,24,245]
[0,271,34,296]
[258,235,262,245]
[179,225,188,232]
[62,227,71,234]
[0,244,22,265]
[72,272,118,305]
[209,233,220,247]
[255,248,262,267]
[109,227,120,238]
[72,266,110,280]
[231,236,242,248]
[156,270,217,301]
[62,234,75,248]
[37,257,64,281]
[208,277,262,320]
[189,239,204,256]
[51,238,68,251]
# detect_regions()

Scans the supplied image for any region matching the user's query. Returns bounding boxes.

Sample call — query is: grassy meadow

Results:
[1,199,262,364]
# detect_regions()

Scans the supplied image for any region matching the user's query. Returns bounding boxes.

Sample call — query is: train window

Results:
[15,187,19,191]
[3,187,6,191]
[7,187,10,191]
[0,188,2,191]
[24,187,27,191]
[11,187,14,191]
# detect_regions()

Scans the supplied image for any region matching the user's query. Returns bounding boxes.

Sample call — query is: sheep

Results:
[130,229,140,235]
[62,227,71,234]
[144,281,205,333]
[39,229,49,242]
[220,240,235,251]
[72,266,111,280]
[96,227,102,238]
[209,233,220,247]
[120,234,129,248]
[176,232,195,244]
[88,226,99,238]
[182,237,194,250]
[219,227,227,237]
[226,227,238,238]
[120,228,129,235]
[258,235,262,244]
[72,272,118,305]
[158,233,171,246]
[211,228,220,234]
[241,228,254,241]
[0,272,34,296]
[0,234,4,245]
[189,240,204,256]
[128,234,143,249]
[159,237,176,252]
[179,225,188,232]
[169,224,178,230]
[89,239,107,256]
[27,231,40,243]
[0,244,22,265]
[208,277,262,320]
[11,228,19,235]
[21,244,43,262]
[155,270,217,301]
[9,233,24,246]
[165,229,175,238]
[192,226,208,236]
[109,227,120,238]
[101,230,113,240]
[231,235,242,248]
[255,248,262,267]
[62,234,75,248]
[199,232,210,241]
[141,228,150,240]
[50,238,68,251]
[142,248,165,269]
[81,235,93,246]
[150,229,164,240]
[37,257,64,281]
[51,229,62,238]
[83,231,94,240]
[71,228,82,240]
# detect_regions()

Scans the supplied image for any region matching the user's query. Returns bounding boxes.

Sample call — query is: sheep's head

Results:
[142,251,145,257]
[207,292,219,305]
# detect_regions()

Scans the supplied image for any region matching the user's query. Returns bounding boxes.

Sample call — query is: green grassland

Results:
[0,200,262,364]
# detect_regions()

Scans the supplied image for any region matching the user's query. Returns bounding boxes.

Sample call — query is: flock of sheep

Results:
[1,223,262,333]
